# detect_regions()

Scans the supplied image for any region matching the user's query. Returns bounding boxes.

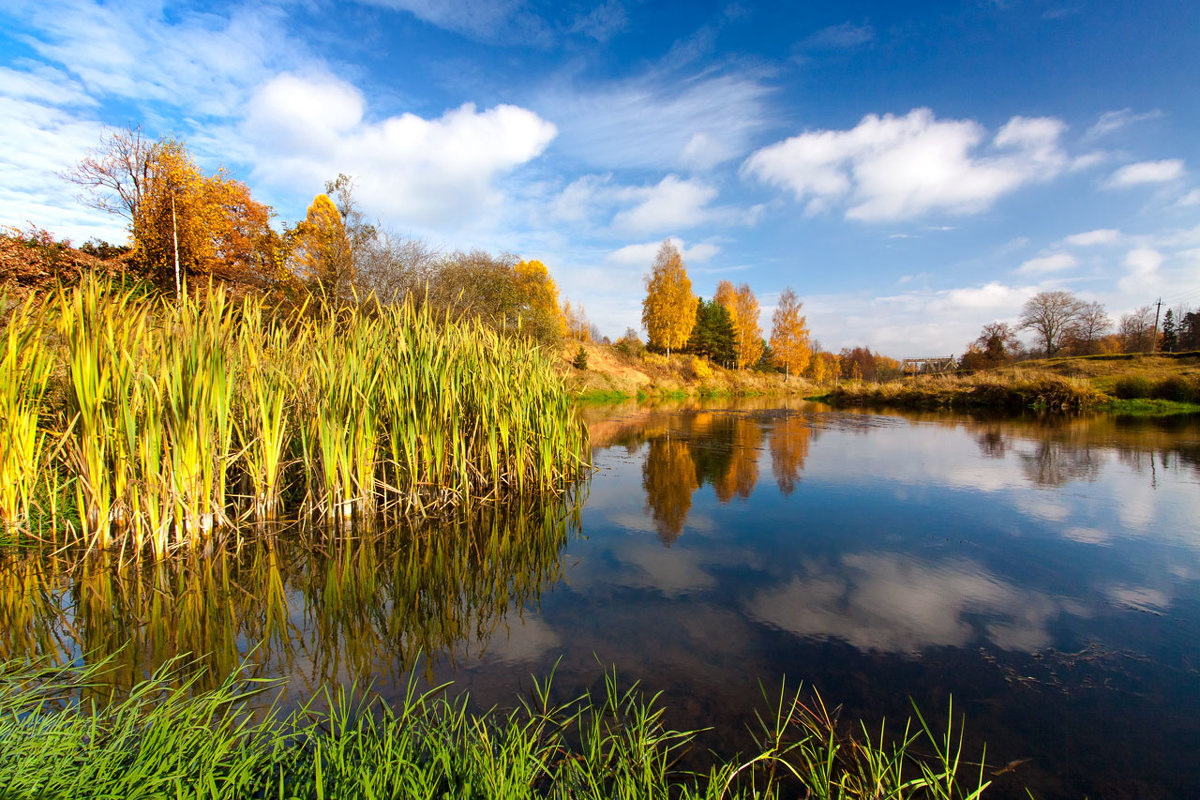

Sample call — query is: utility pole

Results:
[1151,297,1162,353]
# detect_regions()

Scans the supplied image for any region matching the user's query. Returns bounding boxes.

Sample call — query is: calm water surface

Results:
[4,398,1199,798]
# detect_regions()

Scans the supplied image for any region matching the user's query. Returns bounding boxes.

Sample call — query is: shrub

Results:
[1151,375,1194,402]
[572,345,588,370]
[1113,375,1152,399]
[689,356,713,381]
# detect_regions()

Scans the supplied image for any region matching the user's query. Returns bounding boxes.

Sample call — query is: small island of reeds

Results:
[1,277,589,557]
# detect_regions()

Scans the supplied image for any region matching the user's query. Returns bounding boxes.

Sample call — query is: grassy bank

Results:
[562,340,814,401]
[0,657,994,800]
[822,354,1200,414]
[1,277,589,554]
[823,370,1106,411]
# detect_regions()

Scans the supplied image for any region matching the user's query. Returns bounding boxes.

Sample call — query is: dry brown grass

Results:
[558,340,814,399]
[827,369,1106,411]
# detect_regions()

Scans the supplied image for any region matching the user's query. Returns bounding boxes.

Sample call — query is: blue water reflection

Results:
[450,400,1200,799]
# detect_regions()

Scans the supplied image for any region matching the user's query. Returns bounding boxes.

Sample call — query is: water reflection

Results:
[0,496,581,691]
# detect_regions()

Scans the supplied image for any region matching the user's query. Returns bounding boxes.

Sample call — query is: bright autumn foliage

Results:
[733,284,764,369]
[807,351,839,385]
[641,241,697,357]
[515,259,567,338]
[133,138,276,290]
[714,280,763,369]
[769,287,812,380]
[291,194,353,299]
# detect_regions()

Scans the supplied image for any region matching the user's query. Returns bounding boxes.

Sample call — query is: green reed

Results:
[0,656,997,800]
[8,276,588,555]
[0,295,54,534]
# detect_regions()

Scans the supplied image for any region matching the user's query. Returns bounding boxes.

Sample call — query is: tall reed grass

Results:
[3,276,589,555]
[0,656,995,799]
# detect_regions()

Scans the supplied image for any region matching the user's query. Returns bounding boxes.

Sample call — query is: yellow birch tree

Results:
[291,194,354,300]
[768,287,811,381]
[515,259,568,339]
[641,241,697,358]
[733,284,763,369]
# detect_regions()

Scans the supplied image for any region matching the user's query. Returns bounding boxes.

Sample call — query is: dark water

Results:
[4,398,1199,798]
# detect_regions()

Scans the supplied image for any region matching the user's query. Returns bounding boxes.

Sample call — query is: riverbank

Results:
[559,340,815,401]
[0,657,993,800]
[819,353,1200,413]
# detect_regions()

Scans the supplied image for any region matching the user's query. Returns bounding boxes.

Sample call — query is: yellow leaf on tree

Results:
[641,241,697,357]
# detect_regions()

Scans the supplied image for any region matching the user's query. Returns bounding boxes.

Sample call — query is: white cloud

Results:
[361,0,552,46]
[606,238,719,267]
[1063,228,1121,246]
[244,73,557,227]
[540,70,772,170]
[801,21,874,49]
[742,108,1068,222]
[1085,108,1162,140]
[1105,159,1185,188]
[1174,189,1200,208]
[1017,252,1078,274]
[611,175,719,233]
[1119,247,1163,293]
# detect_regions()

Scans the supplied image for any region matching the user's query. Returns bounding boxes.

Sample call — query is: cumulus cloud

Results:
[611,175,719,233]
[1105,159,1185,188]
[742,108,1068,222]
[244,73,557,227]
[1063,228,1121,246]
[1118,247,1163,293]
[606,238,719,267]
[1017,252,1078,274]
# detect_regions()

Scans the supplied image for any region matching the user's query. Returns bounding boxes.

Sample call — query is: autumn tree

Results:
[69,128,277,294]
[1118,306,1156,353]
[563,300,592,342]
[641,241,697,357]
[807,351,839,385]
[515,259,568,341]
[768,287,811,380]
[1019,291,1085,356]
[1068,301,1111,355]
[687,298,736,364]
[960,322,1020,369]
[713,282,763,369]
[290,194,354,300]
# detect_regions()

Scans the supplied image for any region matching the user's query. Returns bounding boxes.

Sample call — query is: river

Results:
[3,398,1198,798]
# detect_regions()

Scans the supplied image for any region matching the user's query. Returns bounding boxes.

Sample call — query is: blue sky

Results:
[2,0,1198,354]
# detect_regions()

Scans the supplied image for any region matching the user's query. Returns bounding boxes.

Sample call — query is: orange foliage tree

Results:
[290,194,354,300]
[641,241,697,358]
[71,129,278,294]
[768,287,811,380]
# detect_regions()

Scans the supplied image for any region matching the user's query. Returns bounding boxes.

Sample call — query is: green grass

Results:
[2,276,591,554]
[575,389,635,403]
[1095,398,1200,416]
[0,656,997,800]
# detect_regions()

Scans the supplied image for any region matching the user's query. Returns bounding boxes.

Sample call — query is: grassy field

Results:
[0,656,995,800]
[822,353,1200,414]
